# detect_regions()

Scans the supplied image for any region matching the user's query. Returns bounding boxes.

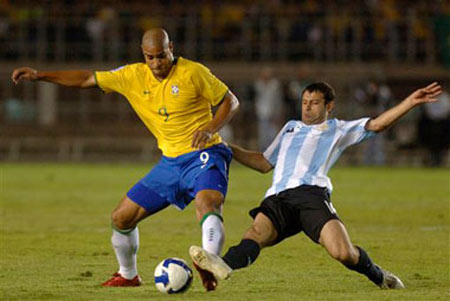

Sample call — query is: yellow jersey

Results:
[95,57,229,157]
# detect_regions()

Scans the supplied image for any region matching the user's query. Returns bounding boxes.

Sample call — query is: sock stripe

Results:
[111,222,136,234]
[199,212,223,226]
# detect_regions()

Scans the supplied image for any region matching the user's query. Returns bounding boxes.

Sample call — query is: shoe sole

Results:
[101,275,141,287]
[193,263,217,291]
[189,246,231,280]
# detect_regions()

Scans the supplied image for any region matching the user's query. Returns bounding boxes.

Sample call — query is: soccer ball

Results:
[154,257,193,294]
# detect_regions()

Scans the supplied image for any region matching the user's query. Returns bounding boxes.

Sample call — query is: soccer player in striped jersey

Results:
[190,81,442,289]
[12,28,239,291]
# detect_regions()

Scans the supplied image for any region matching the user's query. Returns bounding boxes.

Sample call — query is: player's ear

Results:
[326,100,334,113]
[169,41,174,52]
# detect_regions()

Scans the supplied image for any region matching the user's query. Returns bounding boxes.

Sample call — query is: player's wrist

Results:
[204,130,213,140]
[35,70,43,81]
[404,96,418,108]
[201,125,215,136]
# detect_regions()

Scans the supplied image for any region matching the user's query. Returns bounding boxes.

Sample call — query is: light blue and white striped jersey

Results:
[263,118,376,197]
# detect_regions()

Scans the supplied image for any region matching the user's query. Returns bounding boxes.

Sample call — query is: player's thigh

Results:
[319,219,357,262]
[111,196,149,229]
[193,167,227,216]
[187,144,232,214]
[139,160,181,207]
[243,212,279,248]
[248,194,302,246]
[112,183,170,229]
[294,186,340,244]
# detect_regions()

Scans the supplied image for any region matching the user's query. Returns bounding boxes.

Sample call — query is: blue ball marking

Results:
[163,258,192,272]
[154,270,169,287]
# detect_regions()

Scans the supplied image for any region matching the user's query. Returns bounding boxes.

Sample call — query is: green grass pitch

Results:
[1,163,449,300]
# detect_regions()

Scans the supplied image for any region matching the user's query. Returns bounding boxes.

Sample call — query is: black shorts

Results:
[249,185,340,244]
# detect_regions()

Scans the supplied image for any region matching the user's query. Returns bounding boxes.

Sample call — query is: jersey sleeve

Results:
[191,63,228,106]
[263,122,291,166]
[336,118,377,149]
[94,65,129,94]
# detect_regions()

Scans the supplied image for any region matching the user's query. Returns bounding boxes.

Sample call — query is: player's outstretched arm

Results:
[12,67,96,88]
[229,143,273,173]
[366,82,442,132]
[192,91,240,149]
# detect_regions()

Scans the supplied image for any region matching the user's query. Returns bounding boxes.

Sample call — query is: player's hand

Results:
[12,67,38,84]
[192,129,213,149]
[407,82,442,106]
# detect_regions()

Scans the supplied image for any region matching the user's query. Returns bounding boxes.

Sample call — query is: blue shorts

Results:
[127,143,232,213]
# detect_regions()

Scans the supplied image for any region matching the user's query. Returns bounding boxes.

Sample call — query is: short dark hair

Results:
[302,82,335,104]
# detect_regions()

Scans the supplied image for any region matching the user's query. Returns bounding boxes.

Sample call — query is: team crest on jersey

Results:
[171,84,179,96]
[286,125,300,133]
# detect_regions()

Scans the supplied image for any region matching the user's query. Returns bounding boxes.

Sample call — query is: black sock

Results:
[222,239,260,270]
[345,246,383,285]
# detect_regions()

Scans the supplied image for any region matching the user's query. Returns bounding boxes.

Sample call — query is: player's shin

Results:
[344,246,383,285]
[111,227,139,280]
[201,212,224,255]
[222,239,260,270]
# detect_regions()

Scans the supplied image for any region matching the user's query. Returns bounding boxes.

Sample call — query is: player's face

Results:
[301,91,334,125]
[142,42,174,80]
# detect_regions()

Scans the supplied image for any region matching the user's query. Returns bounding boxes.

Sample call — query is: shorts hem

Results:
[308,215,340,244]
[249,207,284,244]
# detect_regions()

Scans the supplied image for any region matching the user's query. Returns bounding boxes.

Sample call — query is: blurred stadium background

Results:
[1,0,449,166]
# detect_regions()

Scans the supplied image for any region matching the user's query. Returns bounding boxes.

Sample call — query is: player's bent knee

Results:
[328,245,358,265]
[244,221,277,248]
[248,224,264,238]
[111,208,138,230]
[333,250,352,264]
[194,190,224,213]
[244,226,263,243]
[110,196,149,230]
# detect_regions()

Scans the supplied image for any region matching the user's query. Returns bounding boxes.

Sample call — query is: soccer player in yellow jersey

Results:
[12,28,240,291]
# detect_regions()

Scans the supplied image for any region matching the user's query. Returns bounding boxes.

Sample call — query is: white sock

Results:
[111,227,139,280]
[202,214,224,255]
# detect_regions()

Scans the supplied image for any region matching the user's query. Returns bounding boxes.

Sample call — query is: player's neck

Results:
[155,68,172,82]
[153,60,175,82]
[303,118,328,126]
